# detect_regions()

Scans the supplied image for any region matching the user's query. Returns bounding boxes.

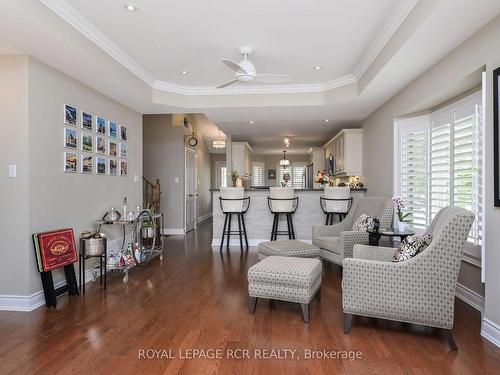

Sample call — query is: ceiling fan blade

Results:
[216,79,239,89]
[255,74,293,84]
[222,59,245,74]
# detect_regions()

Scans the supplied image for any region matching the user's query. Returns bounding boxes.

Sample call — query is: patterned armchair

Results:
[342,206,475,350]
[312,197,393,266]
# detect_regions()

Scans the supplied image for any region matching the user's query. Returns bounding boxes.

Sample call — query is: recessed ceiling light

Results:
[314,66,322,70]
[123,3,137,12]
[324,119,329,123]
[181,70,189,75]
[249,120,254,125]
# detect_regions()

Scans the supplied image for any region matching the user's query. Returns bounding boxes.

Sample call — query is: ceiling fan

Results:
[216,46,293,89]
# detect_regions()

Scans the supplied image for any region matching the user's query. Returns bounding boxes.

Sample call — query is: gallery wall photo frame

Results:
[81,111,93,132]
[120,125,128,141]
[109,159,118,176]
[96,157,107,175]
[64,127,78,149]
[268,169,276,180]
[81,132,93,152]
[96,116,106,135]
[64,152,78,173]
[81,154,93,174]
[109,121,118,138]
[493,66,500,207]
[120,160,128,176]
[64,104,77,126]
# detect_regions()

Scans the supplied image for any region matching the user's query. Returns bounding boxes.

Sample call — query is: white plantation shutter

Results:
[220,165,227,188]
[430,114,452,219]
[292,163,305,188]
[395,91,483,244]
[395,115,429,230]
[252,162,265,186]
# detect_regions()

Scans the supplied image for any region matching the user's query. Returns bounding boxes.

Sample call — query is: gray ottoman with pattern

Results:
[247,256,322,322]
[258,240,320,260]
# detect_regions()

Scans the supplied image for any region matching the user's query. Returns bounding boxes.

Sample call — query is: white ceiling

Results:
[1,0,499,154]
[65,0,404,87]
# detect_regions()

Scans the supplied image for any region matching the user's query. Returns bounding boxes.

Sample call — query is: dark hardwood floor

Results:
[1,220,499,374]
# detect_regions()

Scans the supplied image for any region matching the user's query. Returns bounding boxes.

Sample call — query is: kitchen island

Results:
[210,188,366,247]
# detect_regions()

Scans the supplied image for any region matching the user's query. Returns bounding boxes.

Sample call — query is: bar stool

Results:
[320,186,352,225]
[219,187,250,251]
[268,187,299,241]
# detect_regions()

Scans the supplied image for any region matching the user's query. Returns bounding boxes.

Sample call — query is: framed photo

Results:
[96,136,107,154]
[81,132,93,152]
[96,157,106,175]
[81,154,93,174]
[81,111,93,131]
[268,169,276,180]
[120,125,128,141]
[64,127,78,149]
[120,142,128,158]
[64,152,77,173]
[109,159,118,175]
[96,116,106,135]
[109,140,117,156]
[120,160,128,176]
[109,121,118,138]
[494,67,500,206]
[64,104,77,126]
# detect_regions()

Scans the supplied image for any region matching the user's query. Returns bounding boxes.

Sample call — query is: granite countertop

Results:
[210,187,367,192]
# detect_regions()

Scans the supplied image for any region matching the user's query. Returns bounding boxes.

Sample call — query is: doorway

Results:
[185,148,197,233]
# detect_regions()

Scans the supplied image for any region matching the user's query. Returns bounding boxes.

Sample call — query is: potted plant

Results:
[392,196,411,231]
[141,206,155,239]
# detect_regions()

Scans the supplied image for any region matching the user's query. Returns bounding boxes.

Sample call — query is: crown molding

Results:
[40,0,155,85]
[352,0,418,80]
[40,0,414,97]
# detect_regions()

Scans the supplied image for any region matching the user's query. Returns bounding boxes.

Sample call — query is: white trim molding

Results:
[455,282,484,312]
[482,318,500,349]
[197,213,213,223]
[0,266,101,312]
[162,228,185,235]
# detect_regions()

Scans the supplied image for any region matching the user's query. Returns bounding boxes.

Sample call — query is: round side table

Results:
[367,228,415,246]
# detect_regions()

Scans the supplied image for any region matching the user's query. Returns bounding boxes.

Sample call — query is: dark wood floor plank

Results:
[0,219,499,374]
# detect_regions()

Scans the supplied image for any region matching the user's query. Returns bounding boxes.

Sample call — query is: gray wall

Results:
[188,114,212,219]
[211,153,226,188]
[0,56,142,296]
[143,114,213,231]
[0,56,30,295]
[252,154,310,186]
[361,15,500,320]
[143,114,185,231]
[27,57,142,294]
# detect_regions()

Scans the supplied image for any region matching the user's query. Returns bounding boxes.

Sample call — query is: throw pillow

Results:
[392,234,432,262]
[351,214,373,231]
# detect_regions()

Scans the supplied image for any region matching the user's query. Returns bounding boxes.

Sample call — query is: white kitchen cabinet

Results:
[324,129,362,176]
[231,142,253,178]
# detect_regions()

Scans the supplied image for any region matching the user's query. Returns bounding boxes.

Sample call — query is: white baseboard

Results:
[455,282,484,312]
[482,318,500,348]
[211,238,312,248]
[162,228,185,235]
[0,266,102,312]
[197,213,213,223]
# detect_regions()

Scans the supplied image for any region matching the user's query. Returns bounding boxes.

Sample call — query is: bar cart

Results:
[96,209,165,283]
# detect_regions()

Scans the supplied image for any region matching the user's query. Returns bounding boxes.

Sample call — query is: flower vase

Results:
[397,220,406,232]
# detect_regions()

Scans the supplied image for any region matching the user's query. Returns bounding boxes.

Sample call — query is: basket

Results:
[81,237,106,256]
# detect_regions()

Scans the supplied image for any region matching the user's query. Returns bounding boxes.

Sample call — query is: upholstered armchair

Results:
[342,206,475,350]
[312,197,394,265]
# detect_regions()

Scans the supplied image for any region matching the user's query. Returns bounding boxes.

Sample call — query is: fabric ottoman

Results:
[247,256,322,322]
[258,240,320,260]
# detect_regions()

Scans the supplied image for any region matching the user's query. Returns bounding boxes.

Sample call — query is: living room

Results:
[1,0,500,374]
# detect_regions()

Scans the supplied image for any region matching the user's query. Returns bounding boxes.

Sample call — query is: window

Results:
[395,91,482,244]
[215,162,227,188]
[252,161,265,186]
[278,162,306,188]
